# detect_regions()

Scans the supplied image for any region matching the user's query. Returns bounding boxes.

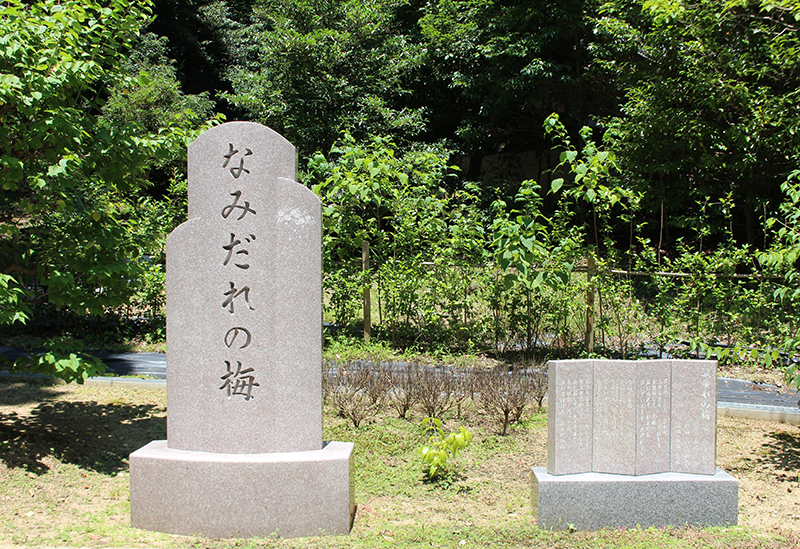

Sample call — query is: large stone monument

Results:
[532,359,738,530]
[129,122,354,539]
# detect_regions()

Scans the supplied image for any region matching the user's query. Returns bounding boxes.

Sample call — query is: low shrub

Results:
[472,362,547,435]
[386,363,419,419]
[326,359,389,428]
[416,365,456,420]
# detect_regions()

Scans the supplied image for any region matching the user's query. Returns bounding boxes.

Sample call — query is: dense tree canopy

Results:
[597,0,800,248]
[415,0,603,169]
[222,0,428,157]
[149,0,800,250]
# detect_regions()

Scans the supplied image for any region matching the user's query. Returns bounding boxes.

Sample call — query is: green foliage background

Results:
[2,0,800,385]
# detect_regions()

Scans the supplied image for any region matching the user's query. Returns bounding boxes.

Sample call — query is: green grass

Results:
[1,380,798,548]
[321,333,501,370]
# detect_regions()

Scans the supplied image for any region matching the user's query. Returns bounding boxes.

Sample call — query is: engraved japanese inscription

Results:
[218,145,258,400]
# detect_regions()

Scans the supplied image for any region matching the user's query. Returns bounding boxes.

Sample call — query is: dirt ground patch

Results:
[717,415,800,533]
[718,362,792,387]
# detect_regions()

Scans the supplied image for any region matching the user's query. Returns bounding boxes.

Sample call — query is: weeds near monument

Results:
[418,417,472,482]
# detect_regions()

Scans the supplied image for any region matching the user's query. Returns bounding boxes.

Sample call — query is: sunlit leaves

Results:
[491,178,575,293]
[0,274,29,325]
[544,113,635,212]
[418,417,472,481]
[758,171,800,387]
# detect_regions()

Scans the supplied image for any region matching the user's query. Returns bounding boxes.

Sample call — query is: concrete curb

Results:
[718,402,800,424]
[83,377,167,390]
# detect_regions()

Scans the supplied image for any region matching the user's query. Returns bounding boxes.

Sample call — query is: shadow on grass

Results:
[757,429,800,482]
[0,383,165,475]
[0,378,67,406]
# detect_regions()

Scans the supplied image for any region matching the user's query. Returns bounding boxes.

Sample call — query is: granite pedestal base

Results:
[532,467,738,530]
[130,440,354,539]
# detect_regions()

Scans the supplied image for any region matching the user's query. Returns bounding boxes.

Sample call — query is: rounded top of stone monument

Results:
[186,121,299,220]
[189,121,296,180]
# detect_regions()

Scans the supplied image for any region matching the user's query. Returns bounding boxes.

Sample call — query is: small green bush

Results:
[418,417,473,481]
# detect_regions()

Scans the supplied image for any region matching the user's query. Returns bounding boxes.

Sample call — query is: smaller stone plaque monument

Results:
[533,359,738,530]
[129,122,354,539]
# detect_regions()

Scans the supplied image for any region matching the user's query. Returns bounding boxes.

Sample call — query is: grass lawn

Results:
[1,380,799,548]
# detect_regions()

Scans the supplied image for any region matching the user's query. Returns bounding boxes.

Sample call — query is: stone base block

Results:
[532,467,738,530]
[130,440,354,539]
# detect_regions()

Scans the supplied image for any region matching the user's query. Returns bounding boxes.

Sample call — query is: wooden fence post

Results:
[362,240,371,343]
[586,253,595,353]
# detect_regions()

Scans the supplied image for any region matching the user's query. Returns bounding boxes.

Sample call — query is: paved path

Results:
[2,348,799,423]
[717,376,799,423]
